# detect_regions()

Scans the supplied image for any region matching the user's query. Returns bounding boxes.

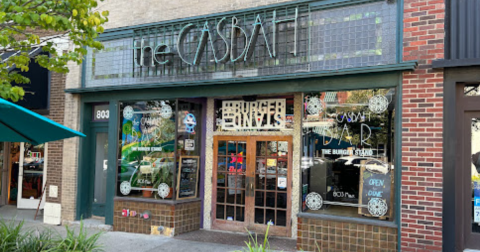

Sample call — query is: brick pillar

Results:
[45,72,66,204]
[401,0,445,251]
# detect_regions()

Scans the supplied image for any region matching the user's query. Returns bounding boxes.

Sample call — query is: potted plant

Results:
[139,160,155,198]
[153,160,174,199]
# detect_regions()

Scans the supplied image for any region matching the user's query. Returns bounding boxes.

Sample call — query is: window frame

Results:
[298,88,399,225]
[116,98,203,203]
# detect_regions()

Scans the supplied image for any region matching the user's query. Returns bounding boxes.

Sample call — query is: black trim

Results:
[433,58,480,69]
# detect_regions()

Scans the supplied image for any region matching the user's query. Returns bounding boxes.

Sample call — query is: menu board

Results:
[177,156,200,199]
[358,162,394,219]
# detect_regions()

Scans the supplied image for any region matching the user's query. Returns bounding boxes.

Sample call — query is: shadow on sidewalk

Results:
[175,230,297,252]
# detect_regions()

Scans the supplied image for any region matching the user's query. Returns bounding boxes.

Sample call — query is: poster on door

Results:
[278,177,287,189]
[228,175,243,195]
[475,197,480,223]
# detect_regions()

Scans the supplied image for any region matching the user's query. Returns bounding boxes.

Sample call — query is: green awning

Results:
[0,98,85,145]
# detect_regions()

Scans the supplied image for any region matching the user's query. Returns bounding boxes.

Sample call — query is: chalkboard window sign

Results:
[177,156,200,199]
[358,160,394,219]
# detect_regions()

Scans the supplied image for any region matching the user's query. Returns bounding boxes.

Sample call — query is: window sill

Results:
[114,196,201,205]
[297,212,397,229]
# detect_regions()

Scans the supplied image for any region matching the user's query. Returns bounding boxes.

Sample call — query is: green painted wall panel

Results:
[78,71,401,103]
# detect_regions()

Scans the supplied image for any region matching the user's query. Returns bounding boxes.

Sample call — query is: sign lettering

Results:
[134,9,298,67]
[221,99,286,130]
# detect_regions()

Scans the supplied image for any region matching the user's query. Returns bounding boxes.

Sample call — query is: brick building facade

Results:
[401,0,445,251]
[40,0,472,251]
[45,72,66,205]
[0,37,67,217]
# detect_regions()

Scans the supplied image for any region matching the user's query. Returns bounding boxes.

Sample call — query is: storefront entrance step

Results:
[63,218,112,231]
[174,230,296,251]
[465,250,480,252]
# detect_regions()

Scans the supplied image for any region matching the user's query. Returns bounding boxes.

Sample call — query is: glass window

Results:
[118,100,177,200]
[176,100,203,199]
[117,99,203,201]
[301,88,395,221]
[471,117,480,232]
[465,84,480,96]
[21,143,45,199]
[84,2,396,89]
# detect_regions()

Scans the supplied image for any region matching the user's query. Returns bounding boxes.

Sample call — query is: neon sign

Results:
[133,9,298,67]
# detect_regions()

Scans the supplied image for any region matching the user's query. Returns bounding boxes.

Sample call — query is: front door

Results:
[465,111,480,249]
[212,136,292,237]
[91,128,108,217]
[0,143,6,205]
[17,142,47,209]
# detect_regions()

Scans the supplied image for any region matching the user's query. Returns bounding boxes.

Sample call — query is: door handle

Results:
[250,183,253,191]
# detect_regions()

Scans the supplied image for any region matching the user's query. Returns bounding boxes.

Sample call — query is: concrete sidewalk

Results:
[0,205,246,252]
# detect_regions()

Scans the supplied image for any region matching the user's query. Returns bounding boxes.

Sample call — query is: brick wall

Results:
[297,218,397,252]
[401,0,445,251]
[113,199,201,236]
[45,72,65,204]
[61,52,82,221]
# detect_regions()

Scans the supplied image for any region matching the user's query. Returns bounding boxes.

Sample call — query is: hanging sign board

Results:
[177,156,200,199]
[221,99,286,130]
[358,160,393,219]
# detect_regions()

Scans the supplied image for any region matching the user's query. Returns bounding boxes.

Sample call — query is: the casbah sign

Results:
[133,8,300,67]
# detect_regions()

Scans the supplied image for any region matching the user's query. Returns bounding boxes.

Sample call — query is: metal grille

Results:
[85,1,397,88]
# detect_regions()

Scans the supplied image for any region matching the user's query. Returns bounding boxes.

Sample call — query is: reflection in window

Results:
[302,89,395,220]
[118,100,176,200]
[117,100,203,201]
[471,117,480,232]
[465,84,480,96]
[22,143,45,199]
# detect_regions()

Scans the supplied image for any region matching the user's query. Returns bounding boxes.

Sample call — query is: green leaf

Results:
[14,16,23,23]
[0,0,108,102]
[13,6,23,12]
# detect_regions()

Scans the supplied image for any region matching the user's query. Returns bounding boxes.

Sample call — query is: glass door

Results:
[213,137,248,232]
[467,112,480,248]
[212,136,292,237]
[17,142,47,209]
[252,137,291,236]
[92,130,108,217]
[0,143,5,205]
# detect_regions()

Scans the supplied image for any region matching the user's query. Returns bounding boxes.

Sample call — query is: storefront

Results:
[0,143,48,209]
[66,0,415,250]
[0,50,52,210]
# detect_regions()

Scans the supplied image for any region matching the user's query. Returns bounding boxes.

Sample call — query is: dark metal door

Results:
[91,128,108,217]
[455,83,480,250]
